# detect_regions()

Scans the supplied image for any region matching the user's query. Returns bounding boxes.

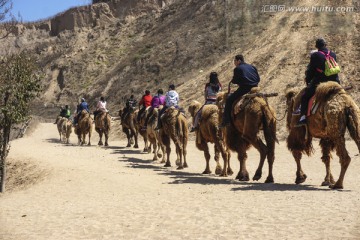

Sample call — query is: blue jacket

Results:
[77,102,90,113]
[305,47,340,84]
[231,62,260,87]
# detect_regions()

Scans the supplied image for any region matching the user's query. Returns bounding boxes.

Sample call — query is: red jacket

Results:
[139,94,152,107]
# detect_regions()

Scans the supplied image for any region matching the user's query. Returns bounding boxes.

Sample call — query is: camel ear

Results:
[285,90,296,100]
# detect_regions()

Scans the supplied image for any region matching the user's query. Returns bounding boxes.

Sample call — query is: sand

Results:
[1,122,360,240]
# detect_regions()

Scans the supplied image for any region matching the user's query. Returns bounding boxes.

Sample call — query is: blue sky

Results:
[10,0,92,22]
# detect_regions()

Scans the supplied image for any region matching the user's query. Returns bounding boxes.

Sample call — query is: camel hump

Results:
[314,81,345,104]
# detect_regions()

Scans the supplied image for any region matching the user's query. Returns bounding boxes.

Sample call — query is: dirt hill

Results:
[0,0,359,139]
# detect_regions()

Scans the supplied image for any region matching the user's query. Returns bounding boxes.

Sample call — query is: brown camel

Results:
[94,112,111,146]
[188,101,233,176]
[118,107,139,148]
[75,110,93,146]
[285,81,360,189]
[217,88,277,183]
[160,107,188,169]
[146,108,165,162]
[56,117,72,143]
[136,107,151,153]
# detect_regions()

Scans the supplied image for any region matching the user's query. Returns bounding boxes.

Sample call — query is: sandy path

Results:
[1,123,360,239]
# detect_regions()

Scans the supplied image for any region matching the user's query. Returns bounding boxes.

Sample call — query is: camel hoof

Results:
[164,163,171,167]
[126,144,131,147]
[265,176,274,183]
[202,170,212,174]
[321,181,331,186]
[134,145,139,149]
[227,168,234,176]
[157,153,162,158]
[105,143,108,147]
[329,183,343,189]
[88,143,91,146]
[253,169,262,181]
[295,174,307,184]
[215,167,223,175]
[219,172,228,177]
[177,166,184,170]
[98,141,103,146]
[239,176,250,181]
[183,162,188,168]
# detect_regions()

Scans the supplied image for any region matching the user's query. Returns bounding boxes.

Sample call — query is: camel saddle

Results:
[233,88,278,115]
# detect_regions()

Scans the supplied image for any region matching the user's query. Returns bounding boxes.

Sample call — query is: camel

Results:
[188,101,233,176]
[285,81,360,189]
[94,112,111,146]
[136,107,151,152]
[75,110,93,146]
[216,88,277,183]
[118,107,139,148]
[56,117,72,143]
[160,107,188,169]
[145,108,165,162]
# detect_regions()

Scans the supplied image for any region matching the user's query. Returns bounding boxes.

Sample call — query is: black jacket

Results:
[231,62,260,86]
[305,47,340,84]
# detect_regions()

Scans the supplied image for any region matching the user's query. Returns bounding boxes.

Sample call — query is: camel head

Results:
[188,100,202,117]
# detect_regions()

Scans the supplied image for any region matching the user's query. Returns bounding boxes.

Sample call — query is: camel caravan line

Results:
[56,82,359,189]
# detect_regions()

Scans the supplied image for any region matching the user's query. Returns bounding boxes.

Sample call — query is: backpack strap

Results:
[316,51,330,73]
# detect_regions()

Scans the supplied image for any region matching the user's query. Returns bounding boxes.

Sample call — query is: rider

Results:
[190,72,222,132]
[155,84,179,130]
[296,38,340,126]
[219,54,260,128]
[142,88,166,130]
[94,96,108,119]
[54,105,71,124]
[137,90,152,123]
[74,98,90,125]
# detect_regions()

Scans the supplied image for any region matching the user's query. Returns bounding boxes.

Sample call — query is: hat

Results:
[81,98,85,102]
[315,38,326,49]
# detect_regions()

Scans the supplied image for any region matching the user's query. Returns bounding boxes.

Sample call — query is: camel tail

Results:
[262,107,278,146]
[346,101,360,153]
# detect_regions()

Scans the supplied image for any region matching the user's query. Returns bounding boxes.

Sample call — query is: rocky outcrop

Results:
[50,3,115,36]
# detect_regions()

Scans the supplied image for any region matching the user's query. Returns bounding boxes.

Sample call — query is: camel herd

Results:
[56,82,360,189]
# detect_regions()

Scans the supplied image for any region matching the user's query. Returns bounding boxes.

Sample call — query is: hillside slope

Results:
[0,0,359,139]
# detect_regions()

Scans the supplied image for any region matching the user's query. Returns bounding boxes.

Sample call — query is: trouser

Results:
[137,106,146,122]
[157,106,168,128]
[300,80,319,116]
[222,85,255,124]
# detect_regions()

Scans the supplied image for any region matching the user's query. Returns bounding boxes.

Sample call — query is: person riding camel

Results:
[155,84,179,130]
[74,98,90,125]
[219,54,260,128]
[190,72,222,132]
[142,88,166,130]
[54,105,71,124]
[296,38,340,127]
[94,96,108,119]
[137,90,152,123]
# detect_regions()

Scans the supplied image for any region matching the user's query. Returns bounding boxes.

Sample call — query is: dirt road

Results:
[1,123,360,239]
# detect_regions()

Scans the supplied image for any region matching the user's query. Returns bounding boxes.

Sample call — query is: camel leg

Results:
[87,132,91,146]
[213,145,222,175]
[98,130,103,146]
[293,150,307,184]
[159,143,166,163]
[104,131,109,147]
[264,135,275,184]
[183,142,188,168]
[319,139,335,186]
[133,131,139,149]
[198,141,211,174]
[214,142,227,176]
[164,143,171,167]
[176,144,184,170]
[251,137,268,182]
[331,137,351,189]
[236,151,249,181]
[152,140,158,161]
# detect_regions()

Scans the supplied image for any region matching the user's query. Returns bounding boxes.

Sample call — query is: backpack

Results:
[317,51,341,76]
